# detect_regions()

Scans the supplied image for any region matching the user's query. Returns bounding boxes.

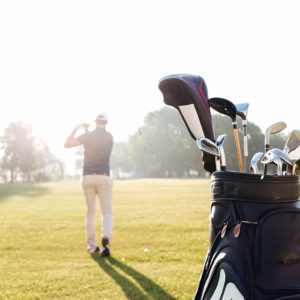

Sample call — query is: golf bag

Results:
[194,171,300,300]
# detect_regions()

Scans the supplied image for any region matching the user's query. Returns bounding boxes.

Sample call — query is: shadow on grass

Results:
[0,183,49,202]
[91,255,176,300]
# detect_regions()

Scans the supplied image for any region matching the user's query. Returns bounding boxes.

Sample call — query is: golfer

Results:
[64,113,113,256]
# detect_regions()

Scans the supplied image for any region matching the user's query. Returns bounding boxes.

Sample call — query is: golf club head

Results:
[261,151,274,165]
[272,148,293,167]
[197,138,220,171]
[216,134,227,171]
[288,147,300,162]
[159,74,215,173]
[283,130,300,154]
[236,103,249,120]
[197,138,220,157]
[249,152,263,174]
[292,159,300,175]
[265,121,287,148]
[273,156,283,175]
[261,150,283,175]
[209,97,244,172]
[216,134,226,147]
[208,97,237,122]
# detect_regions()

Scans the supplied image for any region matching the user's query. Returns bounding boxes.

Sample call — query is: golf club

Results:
[283,130,300,154]
[288,146,300,161]
[269,148,293,168]
[249,152,263,174]
[261,150,284,176]
[216,134,227,171]
[292,159,300,175]
[159,74,215,173]
[263,121,287,176]
[236,103,249,171]
[261,148,293,177]
[208,97,244,173]
[196,138,220,171]
[286,149,300,175]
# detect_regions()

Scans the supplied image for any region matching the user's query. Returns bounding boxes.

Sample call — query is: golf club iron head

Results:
[272,148,293,168]
[216,134,227,171]
[288,146,300,162]
[288,150,300,175]
[249,152,263,174]
[261,150,283,176]
[263,121,287,176]
[292,159,300,175]
[265,121,287,149]
[197,138,220,157]
[283,130,300,154]
[197,138,220,171]
[261,148,292,176]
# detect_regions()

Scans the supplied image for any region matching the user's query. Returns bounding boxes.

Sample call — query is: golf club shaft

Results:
[220,148,227,171]
[293,164,299,175]
[243,120,248,171]
[215,158,221,171]
[233,125,244,173]
[263,144,270,176]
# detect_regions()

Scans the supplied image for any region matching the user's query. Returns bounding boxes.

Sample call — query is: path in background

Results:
[0,179,211,299]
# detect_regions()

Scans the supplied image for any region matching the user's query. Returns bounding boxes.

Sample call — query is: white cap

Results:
[95,113,108,123]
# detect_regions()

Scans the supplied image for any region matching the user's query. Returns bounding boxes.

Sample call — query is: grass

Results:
[0,179,211,300]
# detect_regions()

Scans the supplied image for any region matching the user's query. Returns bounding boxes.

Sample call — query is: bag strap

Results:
[193,230,223,300]
[234,200,256,300]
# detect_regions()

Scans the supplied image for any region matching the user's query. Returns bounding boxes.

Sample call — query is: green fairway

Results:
[0,179,211,300]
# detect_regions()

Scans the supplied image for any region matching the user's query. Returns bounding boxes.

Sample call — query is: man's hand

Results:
[64,123,89,148]
[74,123,90,131]
[82,123,90,132]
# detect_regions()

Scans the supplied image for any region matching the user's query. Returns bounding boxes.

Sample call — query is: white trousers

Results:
[82,174,113,252]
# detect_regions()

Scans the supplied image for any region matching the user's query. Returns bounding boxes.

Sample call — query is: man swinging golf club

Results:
[64,113,113,256]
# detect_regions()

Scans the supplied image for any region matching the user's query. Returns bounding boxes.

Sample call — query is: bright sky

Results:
[1,0,299,174]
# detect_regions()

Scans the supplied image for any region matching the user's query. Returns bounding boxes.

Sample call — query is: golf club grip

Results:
[234,128,244,173]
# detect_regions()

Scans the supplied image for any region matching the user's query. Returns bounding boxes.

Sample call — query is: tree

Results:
[1,121,36,182]
[75,147,84,176]
[1,121,64,182]
[34,138,65,181]
[110,142,132,178]
[111,107,287,178]
[126,107,207,177]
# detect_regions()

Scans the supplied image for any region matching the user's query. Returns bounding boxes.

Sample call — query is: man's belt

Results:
[84,172,110,176]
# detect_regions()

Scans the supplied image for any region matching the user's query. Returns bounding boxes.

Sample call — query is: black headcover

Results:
[158,74,216,173]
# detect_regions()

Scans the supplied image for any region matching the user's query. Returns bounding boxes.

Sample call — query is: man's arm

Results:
[64,123,89,148]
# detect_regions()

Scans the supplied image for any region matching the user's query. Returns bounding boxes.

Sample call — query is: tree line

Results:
[0,121,64,183]
[1,108,286,182]
[110,107,286,178]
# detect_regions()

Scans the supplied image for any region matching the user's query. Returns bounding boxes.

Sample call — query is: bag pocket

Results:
[201,243,248,300]
[202,257,247,299]
[255,209,300,294]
